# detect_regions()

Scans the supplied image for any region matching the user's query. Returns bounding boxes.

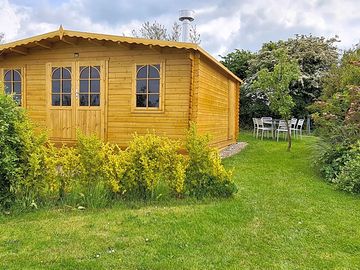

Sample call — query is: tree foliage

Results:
[221,35,339,128]
[131,21,200,44]
[253,49,301,151]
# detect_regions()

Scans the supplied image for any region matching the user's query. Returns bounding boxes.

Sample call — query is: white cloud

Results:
[1,0,359,55]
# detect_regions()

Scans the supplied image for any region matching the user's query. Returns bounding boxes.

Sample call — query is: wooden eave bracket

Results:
[35,41,52,49]
[61,36,78,46]
[117,41,132,50]
[10,47,28,55]
[87,38,105,46]
[149,45,162,53]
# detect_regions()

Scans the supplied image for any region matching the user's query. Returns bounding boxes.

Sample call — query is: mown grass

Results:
[1,132,360,269]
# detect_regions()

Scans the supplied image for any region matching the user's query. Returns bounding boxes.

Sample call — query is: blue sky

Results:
[1,0,359,58]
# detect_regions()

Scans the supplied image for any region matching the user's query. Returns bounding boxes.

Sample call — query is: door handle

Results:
[75,90,79,99]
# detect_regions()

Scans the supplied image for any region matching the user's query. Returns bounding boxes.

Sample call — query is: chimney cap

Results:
[179,10,195,22]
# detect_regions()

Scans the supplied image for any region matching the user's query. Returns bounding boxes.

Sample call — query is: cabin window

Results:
[51,67,72,106]
[136,64,160,108]
[79,66,100,106]
[3,69,22,106]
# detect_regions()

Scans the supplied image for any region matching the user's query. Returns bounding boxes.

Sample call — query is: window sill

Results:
[131,108,165,114]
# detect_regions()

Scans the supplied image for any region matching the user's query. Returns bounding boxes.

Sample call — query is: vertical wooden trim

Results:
[104,59,109,141]
[189,52,200,125]
[22,66,27,108]
[0,68,4,94]
[236,81,240,140]
[45,63,51,135]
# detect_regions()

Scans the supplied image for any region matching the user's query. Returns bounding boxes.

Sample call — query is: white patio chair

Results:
[252,118,258,137]
[293,119,304,139]
[276,120,291,141]
[256,118,273,140]
[261,117,274,138]
[290,118,298,138]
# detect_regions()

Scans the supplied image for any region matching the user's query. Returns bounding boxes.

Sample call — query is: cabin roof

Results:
[0,26,242,83]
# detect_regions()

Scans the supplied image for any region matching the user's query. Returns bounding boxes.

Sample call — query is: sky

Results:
[1,0,359,58]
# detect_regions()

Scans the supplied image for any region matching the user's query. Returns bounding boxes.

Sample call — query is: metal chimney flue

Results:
[179,10,195,42]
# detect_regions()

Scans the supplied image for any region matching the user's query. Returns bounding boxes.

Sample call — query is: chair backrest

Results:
[297,119,305,128]
[278,120,288,129]
[252,118,258,127]
[261,117,272,125]
[291,118,297,126]
[255,118,263,127]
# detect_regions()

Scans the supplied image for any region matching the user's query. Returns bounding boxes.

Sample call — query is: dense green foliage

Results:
[221,35,339,128]
[252,49,301,151]
[0,97,235,209]
[2,133,360,269]
[185,124,237,198]
[311,48,360,192]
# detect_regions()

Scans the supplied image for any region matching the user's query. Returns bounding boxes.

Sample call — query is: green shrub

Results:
[333,142,360,193]
[0,94,25,208]
[335,156,360,194]
[119,133,186,199]
[185,123,237,198]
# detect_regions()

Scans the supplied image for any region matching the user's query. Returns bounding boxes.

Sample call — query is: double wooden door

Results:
[47,61,106,142]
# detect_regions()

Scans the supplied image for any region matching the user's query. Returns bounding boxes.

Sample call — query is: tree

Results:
[131,21,200,44]
[253,49,301,151]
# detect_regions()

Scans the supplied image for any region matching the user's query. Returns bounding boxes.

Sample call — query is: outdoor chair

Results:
[276,120,291,141]
[289,118,297,138]
[292,119,304,139]
[256,118,273,140]
[252,118,259,137]
[261,117,274,138]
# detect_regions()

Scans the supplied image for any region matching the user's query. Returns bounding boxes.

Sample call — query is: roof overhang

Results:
[0,26,242,83]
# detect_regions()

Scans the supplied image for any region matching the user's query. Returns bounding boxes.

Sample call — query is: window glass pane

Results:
[52,94,60,106]
[52,68,60,79]
[80,67,89,79]
[62,80,71,93]
[79,94,89,106]
[148,94,159,108]
[13,70,21,81]
[13,95,21,106]
[62,94,71,106]
[4,82,11,94]
[136,94,147,107]
[136,79,147,93]
[148,79,159,93]
[4,70,11,81]
[90,67,100,79]
[52,80,60,93]
[90,94,100,106]
[13,82,21,94]
[80,80,89,93]
[62,68,71,80]
[137,66,147,78]
[149,65,160,78]
[90,80,100,93]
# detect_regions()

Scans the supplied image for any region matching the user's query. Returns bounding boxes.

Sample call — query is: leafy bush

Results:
[185,123,237,198]
[119,133,186,199]
[335,155,360,194]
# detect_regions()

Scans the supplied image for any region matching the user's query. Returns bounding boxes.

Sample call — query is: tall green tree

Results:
[253,50,301,151]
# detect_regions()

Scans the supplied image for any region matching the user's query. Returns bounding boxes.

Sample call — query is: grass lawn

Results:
[1,132,360,269]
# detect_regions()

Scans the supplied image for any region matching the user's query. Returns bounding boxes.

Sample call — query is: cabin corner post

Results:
[236,80,241,140]
[188,51,200,127]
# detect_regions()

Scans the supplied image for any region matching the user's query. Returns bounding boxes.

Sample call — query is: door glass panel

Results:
[136,79,147,93]
[14,95,21,105]
[13,70,21,81]
[62,80,71,93]
[90,94,100,106]
[80,80,89,93]
[80,67,89,79]
[79,94,89,106]
[149,65,160,78]
[136,66,147,78]
[90,66,100,78]
[52,94,60,106]
[62,94,71,106]
[51,67,72,106]
[90,80,100,93]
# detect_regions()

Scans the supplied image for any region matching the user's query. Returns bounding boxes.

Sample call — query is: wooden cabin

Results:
[0,27,241,149]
